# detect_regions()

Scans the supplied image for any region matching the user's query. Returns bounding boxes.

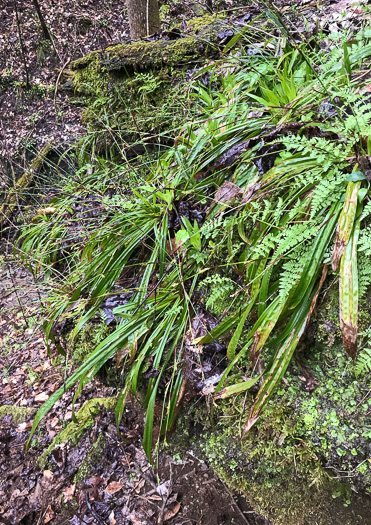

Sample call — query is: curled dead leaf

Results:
[44,505,54,523]
[214,181,243,205]
[163,502,181,522]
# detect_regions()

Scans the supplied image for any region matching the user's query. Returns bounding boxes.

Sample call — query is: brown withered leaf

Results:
[214,181,243,205]
[166,238,185,256]
[61,484,76,502]
[105,481,124,495]
[15,421,32,432]
[37,207,56,215]
[44,506,55,523]
[35,392,49,402]
[163,502,181,522]
[340,320,357,359]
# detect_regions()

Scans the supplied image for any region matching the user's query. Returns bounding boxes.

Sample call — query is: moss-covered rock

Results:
[0,405,35,424]
[38,397,116,469]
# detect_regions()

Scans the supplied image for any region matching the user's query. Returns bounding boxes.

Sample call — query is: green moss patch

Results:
[0,405,35,424]
[72,322,109,364]
[38,397,116,469]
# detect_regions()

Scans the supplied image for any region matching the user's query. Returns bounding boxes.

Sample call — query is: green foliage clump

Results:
[20,16,371,476]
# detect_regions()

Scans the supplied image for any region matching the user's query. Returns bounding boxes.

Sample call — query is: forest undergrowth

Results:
[19,8,371,461]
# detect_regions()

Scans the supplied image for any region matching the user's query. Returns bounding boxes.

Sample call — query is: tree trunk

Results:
[32,0,52,41]
[126,0,161,40]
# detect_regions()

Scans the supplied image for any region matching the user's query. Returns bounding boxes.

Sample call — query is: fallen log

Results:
[0,142,52,226]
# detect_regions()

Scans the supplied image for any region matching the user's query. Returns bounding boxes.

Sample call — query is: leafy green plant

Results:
[355,347,371,378]
[20,21,371,458]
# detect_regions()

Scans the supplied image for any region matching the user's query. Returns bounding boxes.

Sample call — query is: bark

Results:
[126,0,161,40]
[14,0,30,88]
[32,0,52,41]
[0,143,52,226]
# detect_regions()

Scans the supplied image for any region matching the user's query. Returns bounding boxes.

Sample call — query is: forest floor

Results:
[0,259,271,523]
[0,0,369,524]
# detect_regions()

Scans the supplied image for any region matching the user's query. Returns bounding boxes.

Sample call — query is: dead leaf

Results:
[43,470,54,480]
[61,484,75,502]
[148,494,162,501]
[166,238,185,256]
[214,181,243,205]
[44,506,54,523]
[15,421,32,432]
[105,481,124,494]
[128,514,145,525]
[50,417,59,428]
[134,478,145,493]
[163,502,181,522]
[37,207,56,215]
[35,392,49,402]
[108,510,116,524]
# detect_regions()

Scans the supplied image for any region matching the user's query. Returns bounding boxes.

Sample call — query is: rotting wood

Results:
[0,142,52,226]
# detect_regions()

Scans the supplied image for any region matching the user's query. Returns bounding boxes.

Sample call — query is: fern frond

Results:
[355,347,371,377]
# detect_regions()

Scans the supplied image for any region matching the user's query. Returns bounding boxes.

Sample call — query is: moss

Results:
[38,397,116,469]
[0,405,35,424]
[74,433,106,486]
[72,322,109,364]
[0,143,52,225]
[186,14,225,32]
[165,285,371,524]
[71,14,224,76]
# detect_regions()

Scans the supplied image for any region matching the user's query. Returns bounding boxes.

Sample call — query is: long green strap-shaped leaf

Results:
[143,306,188,461]
[339,218,360,359]
[288,202,341,311]
[332,181,360,271]
[26,308,152,452]
[242,265,327,437]
[227,291,259,360]
[214,376,261,400]
[249,296,285,366]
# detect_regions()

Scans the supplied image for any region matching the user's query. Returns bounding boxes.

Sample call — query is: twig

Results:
[7,264,28,326]
[85,492,105,525]
[54,57,71,113]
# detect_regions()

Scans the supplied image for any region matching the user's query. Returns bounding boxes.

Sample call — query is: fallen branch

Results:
[0,143,52,226]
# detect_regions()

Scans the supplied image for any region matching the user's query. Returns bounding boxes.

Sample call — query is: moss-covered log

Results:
[38,397,116,469]
[0,405,35,424]
[70,15,226,78]
[0,142,52,226]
